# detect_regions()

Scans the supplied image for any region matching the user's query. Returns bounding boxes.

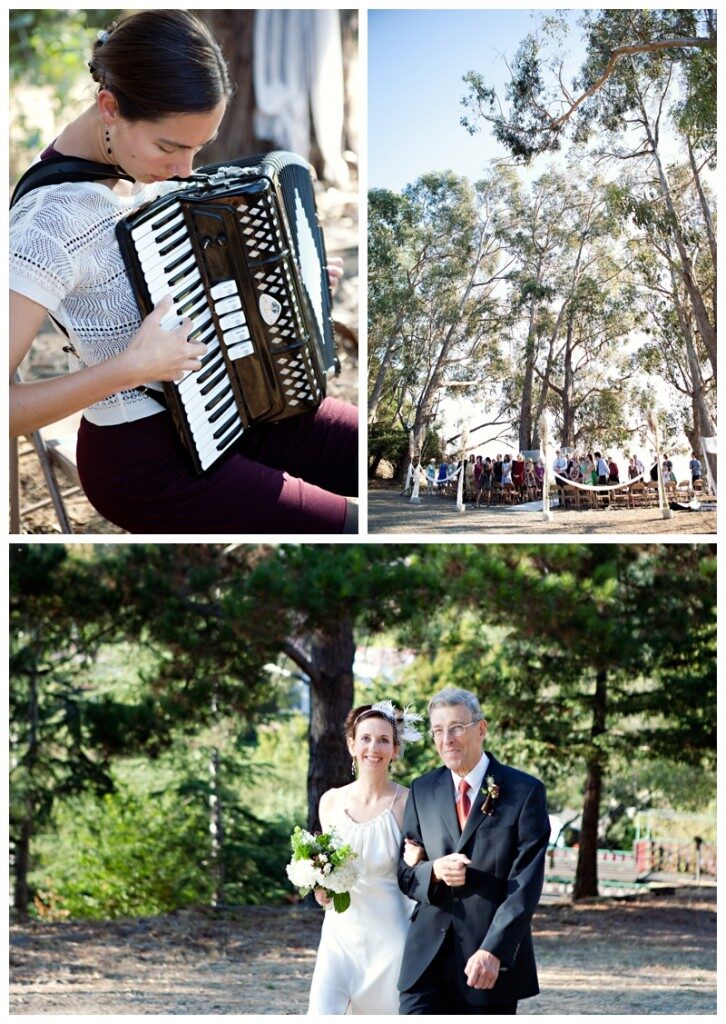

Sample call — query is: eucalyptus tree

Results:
[607,158,716,483]
[461,10,717,371]
[496,167,639,449]
[368,170,512,462]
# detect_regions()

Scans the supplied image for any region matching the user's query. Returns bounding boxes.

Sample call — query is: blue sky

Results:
[368,9,585,191]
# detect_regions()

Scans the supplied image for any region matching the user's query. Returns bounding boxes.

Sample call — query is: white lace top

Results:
[10,177,181,426]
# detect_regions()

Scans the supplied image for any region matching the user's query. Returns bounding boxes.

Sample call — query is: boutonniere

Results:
[481,776,500,816]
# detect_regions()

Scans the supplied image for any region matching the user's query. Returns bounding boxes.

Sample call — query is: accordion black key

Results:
[116,151,338,474]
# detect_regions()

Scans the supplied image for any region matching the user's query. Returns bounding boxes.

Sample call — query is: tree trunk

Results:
[573,669,607,901]
[561,318,576,447]
[663,239,717,488]
[13,806,32,921]
[518,297,538,451]
[686,136,716,277]
[639,94,716,377]
[368,330,402,424]
[13,665,40,920]
[307,616,356,832]
[193,12,262,163]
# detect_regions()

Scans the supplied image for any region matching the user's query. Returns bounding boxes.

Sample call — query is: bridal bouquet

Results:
[286,826,359,913]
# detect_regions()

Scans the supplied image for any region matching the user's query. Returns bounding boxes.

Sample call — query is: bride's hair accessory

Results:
[355,699,424,750]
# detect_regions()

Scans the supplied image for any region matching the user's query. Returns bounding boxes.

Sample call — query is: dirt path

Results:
[10,889,715,1014]
[368,488,716,536]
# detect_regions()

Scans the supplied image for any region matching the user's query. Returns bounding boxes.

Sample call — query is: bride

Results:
[307,701,423,1015]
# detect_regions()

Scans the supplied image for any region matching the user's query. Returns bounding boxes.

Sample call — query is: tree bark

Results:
[639,92,716,378]
[13,805,32,921]
[193,11,263,163]
[561,317,576,447]
[573,669,607,901]
[368,329,402,424]
[307,617,356,832]
[13,663,40,920]
[663,239,717,488]
[518,296,538,450]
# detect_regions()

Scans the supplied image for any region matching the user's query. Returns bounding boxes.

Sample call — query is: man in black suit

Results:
[398,687,550,1014]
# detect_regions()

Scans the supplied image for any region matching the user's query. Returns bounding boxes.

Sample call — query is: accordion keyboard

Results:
[130,201,245,470]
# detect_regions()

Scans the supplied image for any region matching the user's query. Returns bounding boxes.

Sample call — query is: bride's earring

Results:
[351,758,357,777]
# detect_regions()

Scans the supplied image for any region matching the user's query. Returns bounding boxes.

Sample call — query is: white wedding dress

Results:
[307,789,415,1014]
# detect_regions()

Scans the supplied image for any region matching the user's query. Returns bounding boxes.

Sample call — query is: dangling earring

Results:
[351,758,357,777]
[104,124,113,158]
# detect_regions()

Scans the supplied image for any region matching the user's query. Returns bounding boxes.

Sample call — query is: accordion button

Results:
[210,279,238,300]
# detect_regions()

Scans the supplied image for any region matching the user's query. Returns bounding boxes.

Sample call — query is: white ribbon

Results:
[552,471,655,493]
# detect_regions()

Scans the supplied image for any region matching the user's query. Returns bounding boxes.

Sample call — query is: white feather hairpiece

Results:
[359,699,424,748]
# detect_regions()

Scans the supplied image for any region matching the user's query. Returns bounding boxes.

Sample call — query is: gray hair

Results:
[427,687,484,721]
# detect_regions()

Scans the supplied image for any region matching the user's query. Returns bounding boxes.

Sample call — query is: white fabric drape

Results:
[253,11,348,185]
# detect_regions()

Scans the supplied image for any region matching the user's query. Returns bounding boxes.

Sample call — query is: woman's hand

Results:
[403,839,425,867]
[119,295,208,385]
[314,887,333,907]
[327,257,344,294]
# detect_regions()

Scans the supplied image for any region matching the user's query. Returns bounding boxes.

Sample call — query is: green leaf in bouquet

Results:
[333,891,351,913]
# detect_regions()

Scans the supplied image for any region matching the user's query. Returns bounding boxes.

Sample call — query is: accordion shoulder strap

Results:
[10,156,167,411]
[10,155,134,208]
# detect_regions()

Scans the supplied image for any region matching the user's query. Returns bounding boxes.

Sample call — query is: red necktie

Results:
[456,779,471,831]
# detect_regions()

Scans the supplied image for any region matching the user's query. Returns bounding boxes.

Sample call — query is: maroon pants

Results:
[76,398,358,534]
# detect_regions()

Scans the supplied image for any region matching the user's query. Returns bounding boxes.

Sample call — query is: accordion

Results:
[116,151,338,474]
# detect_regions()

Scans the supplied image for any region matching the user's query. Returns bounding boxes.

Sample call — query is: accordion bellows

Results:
[116,151,338,474]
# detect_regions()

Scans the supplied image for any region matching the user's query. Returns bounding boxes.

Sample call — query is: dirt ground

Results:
[9,888,715,1015]
[368,486,717,536]
[12,185,358,536]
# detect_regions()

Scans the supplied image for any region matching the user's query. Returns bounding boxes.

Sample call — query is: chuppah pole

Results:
[455,425,469,512]
[540,412,553,522]
[647,409,673,520]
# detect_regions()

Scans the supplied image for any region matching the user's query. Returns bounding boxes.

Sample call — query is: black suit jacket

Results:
[397,754,549,1004]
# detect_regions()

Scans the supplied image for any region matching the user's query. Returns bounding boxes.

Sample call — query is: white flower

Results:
[322,861,359,894]
[286,859,318,889]
[322,862,333,875]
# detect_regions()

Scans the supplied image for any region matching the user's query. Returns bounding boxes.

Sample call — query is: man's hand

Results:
[432,852,471,886]
[464,949,501,989]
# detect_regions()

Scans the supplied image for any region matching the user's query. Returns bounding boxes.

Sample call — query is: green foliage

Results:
[461,9,716,161]
[10,9,118,89]
[35,786,211,919]
[10,9,119,172]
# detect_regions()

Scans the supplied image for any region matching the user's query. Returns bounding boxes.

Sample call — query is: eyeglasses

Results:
[428,721,480,741]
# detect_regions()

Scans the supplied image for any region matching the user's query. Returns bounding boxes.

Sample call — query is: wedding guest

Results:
[594,452,609,486]
[426,459,436,494]
[689,452,702,488]
[535,459,546,493]
[553,450,568,478]
[511,454,525,496]
[476,458,493,507]
[524,458,536,499]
